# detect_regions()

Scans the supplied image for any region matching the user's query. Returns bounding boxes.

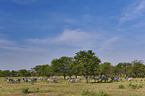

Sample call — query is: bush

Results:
[131,84,137,89]
[81,89,97,96]
[138,84,143,88]
[31,82,34,85]
[22,88,29,94]
[129,82,132,86]
[81,89,111,96]
[140,80,143,81]
[97,91,111,96]
[129,83,132,86]
[119,84,125,89]
[36,88,39,92]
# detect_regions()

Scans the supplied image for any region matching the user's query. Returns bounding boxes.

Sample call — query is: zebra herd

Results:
[5,76,133,83]
[92,76,133,82]
[5,77,61,83]
[6,78,21,83]
[67,78,80,83]
[92,77,109,82]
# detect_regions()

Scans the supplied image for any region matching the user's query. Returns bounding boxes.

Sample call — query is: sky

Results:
[0,0,145,70]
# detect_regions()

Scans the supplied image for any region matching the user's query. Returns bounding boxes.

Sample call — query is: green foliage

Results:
[74,50,101,83]
[51,56,73,79]
[129,83,132,86]
[119,84,125,89]
[31,82,34,85]
[138,84,143,88]
[81,89,111,96]
[97,91,111,96]
[131,84,137,89]
[36,88,39,92]
[22,88,29,94]
[128,83,143,89]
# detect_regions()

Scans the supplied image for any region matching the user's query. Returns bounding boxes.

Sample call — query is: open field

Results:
[1,77,145,96]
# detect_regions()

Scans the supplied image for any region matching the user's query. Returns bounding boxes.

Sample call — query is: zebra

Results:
[100,77,108,82]
[41,77,48,81]
[14,78,21,83]
[125,76,133,81]
[92,77,100,82]
[6,78,14,83]
[48,78,57,83]
[111,76,122,82]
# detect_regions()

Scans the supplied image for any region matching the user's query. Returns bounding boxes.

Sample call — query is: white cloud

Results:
[97,37,119,52]
[27,29,104,49]
[27,29,120,52]
[119,0,145,24]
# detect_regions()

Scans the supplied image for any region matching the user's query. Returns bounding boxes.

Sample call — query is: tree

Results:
[51,56,73,79]
[18,69,30,76]
[11,70,18,77]
[99,62,112,76]
[132,60,144,77]
[32,65,42,76]
[73,50,101,83]
[3,70,11,77]
[32,64,54,77]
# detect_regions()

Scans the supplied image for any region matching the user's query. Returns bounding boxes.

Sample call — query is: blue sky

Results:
[0,0,145,70]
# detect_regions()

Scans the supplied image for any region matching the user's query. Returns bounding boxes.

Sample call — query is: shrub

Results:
[129,83,132,86]
[138,84,143,88]
[97,91,111,96]
[119,84,125,89]
[81,90,111,96]
[31,82,34,85]
[129,82,132,86]
[81,89,97,96]
[131,84,137,89]
[22,88,29,94]
[141,80,143,81]
[37,88,39,92]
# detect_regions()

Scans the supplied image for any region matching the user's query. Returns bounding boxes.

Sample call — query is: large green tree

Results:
[51,56,73,79]
[99,62,112,76]
[73,50,101,83]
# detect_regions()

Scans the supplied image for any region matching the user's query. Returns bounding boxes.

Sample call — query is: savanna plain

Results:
[1,77,145,96]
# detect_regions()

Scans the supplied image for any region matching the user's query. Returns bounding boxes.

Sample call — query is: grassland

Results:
[0,77,145,96]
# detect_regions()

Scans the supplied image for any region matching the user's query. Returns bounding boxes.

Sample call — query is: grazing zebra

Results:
[14,78,21,83]
[41,78,48,81]
[68,78,80,83]
[92,77,100,82]
[125,77,133,81]
[48,78,57,83]
[6,78,14,83]
[23,77,37,82]
[111,76,122,82]
[100,77,108,82]
[117,77,122,81]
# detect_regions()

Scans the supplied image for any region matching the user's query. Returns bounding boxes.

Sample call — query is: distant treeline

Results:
[0,50,145,79]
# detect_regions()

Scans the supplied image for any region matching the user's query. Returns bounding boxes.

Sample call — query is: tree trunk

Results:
[64,75,66,80]
[75,75,77,78]
[85,77,88,83]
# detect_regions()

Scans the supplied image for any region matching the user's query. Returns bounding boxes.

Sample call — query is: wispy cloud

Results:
[97,37,119,52]
[119,0,145,24]
[27,29,119,51]
[27,29,102,48]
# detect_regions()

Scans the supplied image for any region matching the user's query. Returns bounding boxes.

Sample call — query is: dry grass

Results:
[0,77,145,96]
